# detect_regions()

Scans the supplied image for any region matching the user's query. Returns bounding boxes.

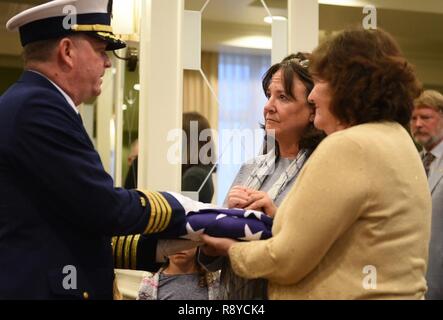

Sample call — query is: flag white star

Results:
[239,224,263,241]
[216,214,227,220]
[180,222,205,241]
[244,210,263,220]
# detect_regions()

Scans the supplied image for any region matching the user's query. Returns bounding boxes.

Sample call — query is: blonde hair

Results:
[414,90,443,113]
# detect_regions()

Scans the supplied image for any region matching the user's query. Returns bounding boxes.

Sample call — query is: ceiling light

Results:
[223,36,272,50]
[264,16,287,24]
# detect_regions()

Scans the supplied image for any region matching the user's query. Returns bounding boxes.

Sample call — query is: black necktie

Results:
[77,113,83,124]
[422,152,436,177]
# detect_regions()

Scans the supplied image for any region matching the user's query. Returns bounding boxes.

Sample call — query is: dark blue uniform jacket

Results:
[0,71,184,299]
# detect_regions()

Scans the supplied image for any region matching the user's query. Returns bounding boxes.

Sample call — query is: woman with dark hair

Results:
[225,53,324,218]
[124,112,216,203]
[202,28,431,299]
[200,53,324,300]
[181,112,216,203]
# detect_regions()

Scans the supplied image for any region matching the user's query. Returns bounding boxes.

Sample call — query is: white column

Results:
[96,68,114,175]
[288,0,319,54]
[272,19,289,64]
[113,48,127,187]
[138,0,184,191]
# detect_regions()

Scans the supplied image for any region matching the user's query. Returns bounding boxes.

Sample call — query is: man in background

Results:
[411,89,443,299]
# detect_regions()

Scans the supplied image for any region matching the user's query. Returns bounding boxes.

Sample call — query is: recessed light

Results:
[264,16,287,24]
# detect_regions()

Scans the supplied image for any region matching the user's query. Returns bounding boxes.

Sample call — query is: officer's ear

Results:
[57,37,76,69]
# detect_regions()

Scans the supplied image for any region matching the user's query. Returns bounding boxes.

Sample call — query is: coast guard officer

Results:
[0,0,185,299]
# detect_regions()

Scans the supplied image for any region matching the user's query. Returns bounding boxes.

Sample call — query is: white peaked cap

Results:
[6,0,125,51]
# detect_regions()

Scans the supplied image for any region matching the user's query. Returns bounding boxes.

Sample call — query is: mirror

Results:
[182,0,289,204]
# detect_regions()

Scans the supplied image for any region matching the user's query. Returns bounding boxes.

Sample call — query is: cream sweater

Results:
[229,122,431,299]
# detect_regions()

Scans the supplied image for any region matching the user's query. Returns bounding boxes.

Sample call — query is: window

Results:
[217,52,271,205]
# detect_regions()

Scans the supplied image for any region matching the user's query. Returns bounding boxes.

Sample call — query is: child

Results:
[137,247,219,300]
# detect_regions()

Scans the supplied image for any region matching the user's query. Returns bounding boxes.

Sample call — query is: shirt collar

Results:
[28,70,78,114]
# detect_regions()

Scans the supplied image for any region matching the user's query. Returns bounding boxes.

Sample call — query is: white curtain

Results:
[183,51,219,131]
[217,52,271,205]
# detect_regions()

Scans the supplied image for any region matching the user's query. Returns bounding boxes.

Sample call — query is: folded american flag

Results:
[166,192,273,241]
[112,192,273,271]
[181,208,273,241]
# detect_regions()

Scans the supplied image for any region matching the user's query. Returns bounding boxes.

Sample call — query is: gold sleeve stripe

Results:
[143,192,156,234]
[155,192,172,232]
[142,191,157,234]
[146,192,164,234]
[140,191,173,234]
[131,234,141,270]
[150,192,166,233]
[152,192,172,232]
[123,235,134,269]
[150,192,169,233]
[115,236,125,269]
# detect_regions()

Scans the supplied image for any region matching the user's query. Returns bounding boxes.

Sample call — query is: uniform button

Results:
[83,292,89,300]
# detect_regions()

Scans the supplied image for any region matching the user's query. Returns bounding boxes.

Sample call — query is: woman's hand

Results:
[245,190,277,218]
[200,234,237,256]
[227,185,253,209]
